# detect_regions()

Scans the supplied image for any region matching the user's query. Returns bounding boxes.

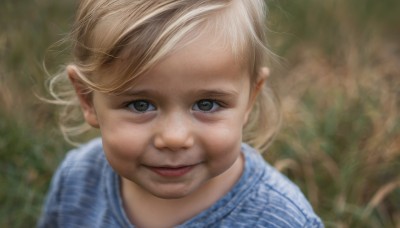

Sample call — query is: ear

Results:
[67,65,100,128]
[243,67,269,124]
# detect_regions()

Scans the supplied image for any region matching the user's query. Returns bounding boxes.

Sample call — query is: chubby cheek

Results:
[201,121,244,176]
[100,122,148,176]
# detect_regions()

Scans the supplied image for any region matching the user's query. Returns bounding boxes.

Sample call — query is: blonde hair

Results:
[49,0,281,152]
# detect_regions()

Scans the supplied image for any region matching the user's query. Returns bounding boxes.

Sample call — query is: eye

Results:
[127,100,156,113]
[192,99,220,112]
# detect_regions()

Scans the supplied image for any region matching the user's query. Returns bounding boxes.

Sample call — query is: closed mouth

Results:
[147,164,196,177]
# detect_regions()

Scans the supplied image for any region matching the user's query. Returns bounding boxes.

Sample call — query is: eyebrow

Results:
[194,89,239,98]
[119,89,161,97]
[119,88,238,98]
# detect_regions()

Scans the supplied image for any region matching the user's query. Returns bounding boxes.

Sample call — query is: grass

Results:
[266,0,400,227]
[0,0,73,226]
[0,0,399,227]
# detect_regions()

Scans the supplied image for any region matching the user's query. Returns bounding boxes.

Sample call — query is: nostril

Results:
[153,113,194,151]
[153,129,194,151]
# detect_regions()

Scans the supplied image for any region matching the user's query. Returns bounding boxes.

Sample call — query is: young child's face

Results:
[72,34,262,199]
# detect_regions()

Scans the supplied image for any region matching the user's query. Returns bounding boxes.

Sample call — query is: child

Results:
[39,0,323,227]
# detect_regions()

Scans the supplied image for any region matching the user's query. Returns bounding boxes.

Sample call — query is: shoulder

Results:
[252,167,323,227]
[53,137,107,187]
[38,138,120,227]
[51,137,107,198]
[61,137,105,170]
[236,144,324,227]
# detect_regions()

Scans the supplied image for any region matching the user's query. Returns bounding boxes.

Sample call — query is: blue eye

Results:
[127,100,156,113]
[193,100,220,112]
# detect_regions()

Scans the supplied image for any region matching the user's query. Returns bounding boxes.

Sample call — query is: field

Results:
[1,0,399,227]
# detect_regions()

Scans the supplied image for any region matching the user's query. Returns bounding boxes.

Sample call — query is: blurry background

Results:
[0,0,399,227]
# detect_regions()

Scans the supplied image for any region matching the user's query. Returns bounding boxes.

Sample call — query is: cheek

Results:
[200,122,243,174]
[209,124,242,146]
[201,111,247,150]
[100,122,149,169]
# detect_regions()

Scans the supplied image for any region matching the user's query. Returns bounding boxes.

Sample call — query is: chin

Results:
[150,187,194,200]
[147,182,202,200]
[154,193,188,200]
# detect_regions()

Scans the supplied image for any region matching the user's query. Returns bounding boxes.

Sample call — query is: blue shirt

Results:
[38,138,324,227]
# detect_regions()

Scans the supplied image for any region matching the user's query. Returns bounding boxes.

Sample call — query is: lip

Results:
[147,165,195,178]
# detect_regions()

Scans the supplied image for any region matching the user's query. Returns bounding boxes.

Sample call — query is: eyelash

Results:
[192,99,222,113]
[126,100,156,113]
[125,99,224,113]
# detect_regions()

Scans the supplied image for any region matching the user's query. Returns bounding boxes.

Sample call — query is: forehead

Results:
[119,32,251,100]
[99,28,249,91]
[116,31,247,88]
[147,32,246,81]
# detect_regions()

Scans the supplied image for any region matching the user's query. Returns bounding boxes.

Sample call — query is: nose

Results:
[153,113,194,151]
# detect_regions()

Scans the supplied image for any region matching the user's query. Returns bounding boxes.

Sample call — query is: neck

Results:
[121,154,244,227]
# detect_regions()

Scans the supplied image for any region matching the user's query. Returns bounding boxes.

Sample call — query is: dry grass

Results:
[265,0,400,226]
[268,43,400,226]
